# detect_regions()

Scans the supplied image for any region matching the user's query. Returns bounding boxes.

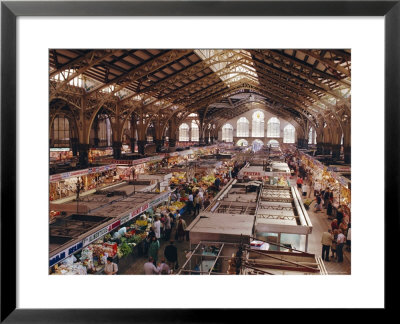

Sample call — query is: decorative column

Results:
[344,145,351,164]
[78,143,90,167]
[316,142,323,155]
[93,118,99,147]
[112,141,122,159]
[137,140,146,155]
[70,138,78,156]
[130,115,137,153]
[155,139,163,153]
[331,144,341,160]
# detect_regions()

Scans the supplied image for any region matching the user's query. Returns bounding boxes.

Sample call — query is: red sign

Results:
[108,220,121,232]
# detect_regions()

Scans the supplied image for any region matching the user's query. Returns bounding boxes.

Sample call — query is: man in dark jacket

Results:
[164,240,178,270]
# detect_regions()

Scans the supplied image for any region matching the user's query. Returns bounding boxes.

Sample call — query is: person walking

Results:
[187,191,194,215]
[176,216,187,242]
[163,213,172,241]
[314,194,322,212]
[153,215,161,240]
[194,194,201,216]
[148,236,160,266]
[336,229,346,263]
[323,189,330,209]
[346,223,351,252]
[143,257,160,275]
[164,240,178,270]
[331,229,338,260]
[296,177,303,190]
[159,259,171,274]
[321,229,333,262]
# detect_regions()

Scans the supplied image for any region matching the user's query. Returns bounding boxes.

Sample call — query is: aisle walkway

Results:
[289,178,351,275]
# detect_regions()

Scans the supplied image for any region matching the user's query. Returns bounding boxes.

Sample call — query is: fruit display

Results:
[52,262,87,275]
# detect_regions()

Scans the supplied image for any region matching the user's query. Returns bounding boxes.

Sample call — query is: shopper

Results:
[159,259,171,274]
[314,194,322,212]
[194,193,202,216]
[327,199,333,217]
[187,191,194,215]
[164,213,172,241]
[331,229,338,260]
[336,229,346,263]
[339,220,348,237]
[104,257,118,275]
[296,176,303,190]
[321,229,333,262]
[346,223,351,252]
[336,207,344,225]
[176,216,187,242]
[153,215,161,239]
[214,176,221,191]
[144,257,160,275]
[323,189,330,209]
[164,240,178,269]
[148,236,160,266]
[331,219,339,231]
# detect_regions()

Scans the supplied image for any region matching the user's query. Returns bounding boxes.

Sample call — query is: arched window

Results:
[52,116,70,147]
[252,111,265,137]
[222,123,233,142]
[308,127,317,145]
[267,139,280,147]
[236,139,248,147]
[283,124,295,143]
[267,117,280,137]
[237,117,249,137]
[98,115,112,147]
[179,123,190,141]
[252,139,264,152]
[191,121,199,142]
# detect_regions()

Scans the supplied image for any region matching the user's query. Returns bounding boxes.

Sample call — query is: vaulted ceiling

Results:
[49,49,350,132]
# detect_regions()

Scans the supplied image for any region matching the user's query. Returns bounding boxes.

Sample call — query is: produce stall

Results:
[88,147,113,164]
[49,164,118,201]
[49,189,171,273]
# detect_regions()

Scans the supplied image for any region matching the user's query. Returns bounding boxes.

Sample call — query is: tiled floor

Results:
[120,183,351,275]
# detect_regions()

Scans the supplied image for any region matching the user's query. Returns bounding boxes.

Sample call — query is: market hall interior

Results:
[48,49,351,275]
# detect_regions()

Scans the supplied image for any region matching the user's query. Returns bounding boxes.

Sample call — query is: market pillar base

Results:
[155,139,163,153]
[70,138,78,156]
[205,137,209,144]
[322,143,332,155]
[112,141,122,159]
[130,138,136,153]
[93,138,100,147]
[316,143,323,155]
[344,145,351,164]
[137,140,146,155]
[78,144,90,167]
[331,144,341,160]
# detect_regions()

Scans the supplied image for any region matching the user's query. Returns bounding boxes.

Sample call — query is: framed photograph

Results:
[1,0,396,321]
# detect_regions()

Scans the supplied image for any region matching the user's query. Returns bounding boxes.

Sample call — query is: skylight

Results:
[194,49,259,86]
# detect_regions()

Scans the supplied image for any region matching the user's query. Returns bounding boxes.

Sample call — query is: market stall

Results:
[49,164,118,202]
[49,189,171,273]
[255,185,313,252]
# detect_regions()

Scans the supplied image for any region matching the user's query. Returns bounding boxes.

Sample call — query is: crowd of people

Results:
[140,159,248,274]
[285,151,351,264]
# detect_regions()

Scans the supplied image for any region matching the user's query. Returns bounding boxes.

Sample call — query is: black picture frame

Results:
[1,0,397,322]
